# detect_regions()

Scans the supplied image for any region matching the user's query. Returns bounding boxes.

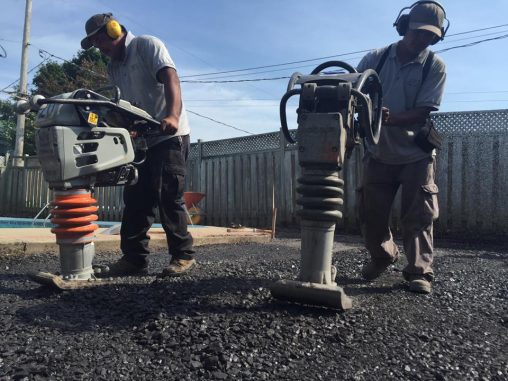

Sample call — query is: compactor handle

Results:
[93,85,122,104]
[279,89,301,144]
[353,69,383,145]
[287,72,303,92]
[310,61,357,75]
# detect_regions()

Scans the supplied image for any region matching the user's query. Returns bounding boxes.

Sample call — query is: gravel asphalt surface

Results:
[0,234,506,380]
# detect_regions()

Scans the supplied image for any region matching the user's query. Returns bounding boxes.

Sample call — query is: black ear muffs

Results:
[105,19,122,40]
[395,14,410,37]
[393,1,449,45]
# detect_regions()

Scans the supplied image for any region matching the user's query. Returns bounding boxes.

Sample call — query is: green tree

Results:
[0,100,37,156]
[0,100,16,155]
[0,49,109,157]
[32,49,109,97]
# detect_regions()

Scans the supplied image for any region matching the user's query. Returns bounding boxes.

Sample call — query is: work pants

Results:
[356,154,439,280]
[120,135,195,266]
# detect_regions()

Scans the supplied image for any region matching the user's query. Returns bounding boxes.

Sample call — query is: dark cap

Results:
[408,3,444,37]
[81,13,114,49]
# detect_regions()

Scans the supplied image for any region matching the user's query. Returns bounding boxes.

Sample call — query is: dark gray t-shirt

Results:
[108,32,190,147]
[357,42,446,164]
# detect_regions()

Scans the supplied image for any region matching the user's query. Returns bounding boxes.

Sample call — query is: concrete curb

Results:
[0,227,272,256]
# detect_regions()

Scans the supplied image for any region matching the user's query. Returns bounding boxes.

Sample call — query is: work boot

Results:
[160,258,196,277]
[361,257,398,281]
[95,257,148,277]
[407,275,432,294]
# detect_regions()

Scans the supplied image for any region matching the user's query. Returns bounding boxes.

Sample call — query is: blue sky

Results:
[1,0,508,142]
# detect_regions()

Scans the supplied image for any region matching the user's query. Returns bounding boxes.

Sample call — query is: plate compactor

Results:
[17,88,161,289]
[270,61,383,310]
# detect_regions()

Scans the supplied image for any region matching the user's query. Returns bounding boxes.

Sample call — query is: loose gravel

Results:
[0,235,506,380]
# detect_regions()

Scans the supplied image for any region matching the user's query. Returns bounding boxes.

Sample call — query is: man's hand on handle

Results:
[160,115,179,135]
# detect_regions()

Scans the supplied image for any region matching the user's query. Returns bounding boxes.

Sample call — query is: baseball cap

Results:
[408,3,444,38]
[81,13,114,49]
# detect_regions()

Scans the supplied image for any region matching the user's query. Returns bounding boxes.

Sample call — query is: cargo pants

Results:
[356,154,439,280]
[120,135,195,267]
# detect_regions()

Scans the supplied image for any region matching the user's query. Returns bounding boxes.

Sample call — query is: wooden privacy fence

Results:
[0,157,126,221]
[1,109,507,237]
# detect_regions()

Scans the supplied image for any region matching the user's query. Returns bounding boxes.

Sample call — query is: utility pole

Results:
[13,0,32,166]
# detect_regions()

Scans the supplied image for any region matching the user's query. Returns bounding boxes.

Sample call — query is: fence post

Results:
[278,128,286,225]
[197,139,203,192]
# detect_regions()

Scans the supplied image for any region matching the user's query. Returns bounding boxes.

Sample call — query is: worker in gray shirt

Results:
[81,13,196,277]
[356,1,448,294]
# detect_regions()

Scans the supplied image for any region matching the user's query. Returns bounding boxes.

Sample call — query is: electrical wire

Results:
[37,48,108,80]
[0,44,6,58]
[435,33,508,54]
[187,30,507,81]
[180,49,372,79]
[3,24,506,90]
[181,23,508,79]
[187,110,255,135]
[444,29,508,44]
[446,23,508,37]
[444,99,508,103]
[3,22,508,133]
[178,34,508,83]
[182,76,289,84]
[0,57,50,97]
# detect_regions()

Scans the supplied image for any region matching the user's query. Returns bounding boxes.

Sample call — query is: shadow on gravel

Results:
[0,273,60,298]
[337,275,407,297]
[13,275,345,333]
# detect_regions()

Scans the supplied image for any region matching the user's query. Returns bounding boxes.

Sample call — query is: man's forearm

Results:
[159,67,182,118]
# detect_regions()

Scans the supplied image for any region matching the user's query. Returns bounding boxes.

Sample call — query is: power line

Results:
[186,91,508,100]
[447,90,508,94]
[37,48,108,80]
[0,47,107,98]
[0,38,20,44]
[3,22,508,136]
[180,49,371,79]
[180,34,508,84]
[182,76,289,84]
[187,110,255,135]
[190,30,507,81]
[446,23,508,37]
[444,99,508,103]
[181,23,508,80]
[435,33,508,54]
[181,58,367,81]
[188,104,277,108]
[1,46,251,136]
[4,23,507,90]
[0,56,50,97]
[443,29,508,45]
[0,44,6,58]
[187,98,277,101]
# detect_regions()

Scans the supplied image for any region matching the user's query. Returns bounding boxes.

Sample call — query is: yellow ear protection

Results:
[105,18,122,40]
[393,1,450,45]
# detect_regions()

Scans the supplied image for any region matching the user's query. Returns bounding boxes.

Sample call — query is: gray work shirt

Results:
[107,32,190,148]
[357,42,446,164]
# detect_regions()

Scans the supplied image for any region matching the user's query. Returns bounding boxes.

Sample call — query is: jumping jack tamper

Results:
[271,61,383,310]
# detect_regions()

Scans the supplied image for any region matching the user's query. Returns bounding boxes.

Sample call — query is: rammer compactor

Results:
[270,61,383,310]
[17,87,161,289]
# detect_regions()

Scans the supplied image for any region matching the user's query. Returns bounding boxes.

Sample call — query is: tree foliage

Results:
[0,49,109,156]
[0,100,36,155]
[32,49,109,97]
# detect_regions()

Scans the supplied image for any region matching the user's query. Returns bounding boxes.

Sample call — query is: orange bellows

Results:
[50,190,99,244]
